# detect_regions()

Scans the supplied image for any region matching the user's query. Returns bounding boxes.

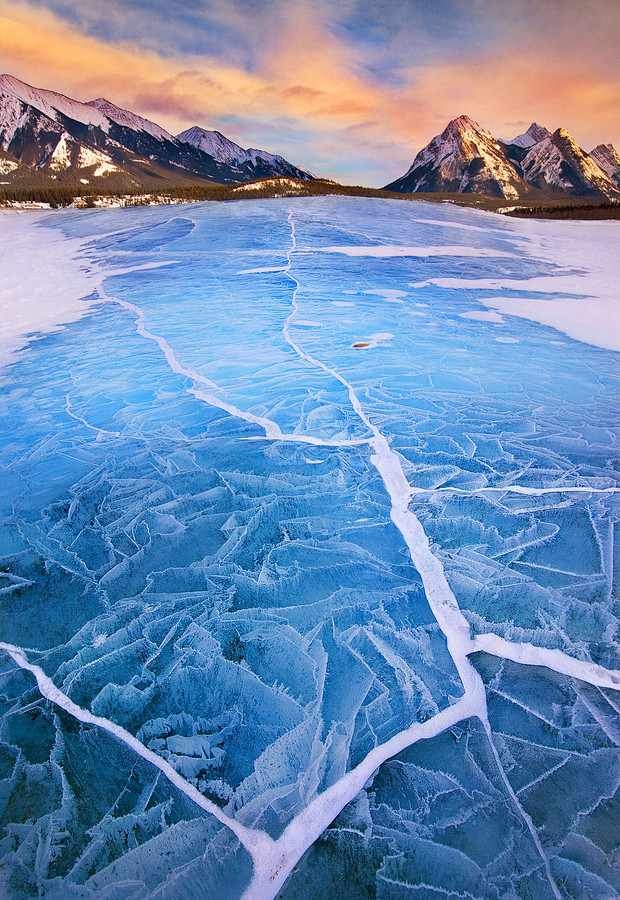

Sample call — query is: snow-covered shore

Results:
[408,212,620,353]
[482,215,620,353]
[0,209,102,369]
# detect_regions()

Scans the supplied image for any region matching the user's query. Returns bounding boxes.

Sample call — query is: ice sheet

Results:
[0,197,618,900]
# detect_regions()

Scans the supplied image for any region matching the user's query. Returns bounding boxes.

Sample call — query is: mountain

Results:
[384,116,528,199]
[507,122,551,148]
[517,128,617,197]
[0,74,311,190]
[0,74,228,188]
[590,143,620,187]
[87,98,174,142]
[177,126,312,180]
[176,127,246,166]
[385,115,620,201]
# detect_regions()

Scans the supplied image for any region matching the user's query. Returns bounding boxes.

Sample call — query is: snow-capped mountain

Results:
[590,143,620,187]
[177,127,245,165]
[177,126,312,180]
[518,128,617,197]
[384,116,528,199]
[0,74,311,189]
[0,73,110,133]
[87,98,174,143]
[507,123,551,148]
[386,116,619,201]
[0,76,122,181]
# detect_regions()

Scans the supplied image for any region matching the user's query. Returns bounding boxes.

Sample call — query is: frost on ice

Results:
[0,197,618,899]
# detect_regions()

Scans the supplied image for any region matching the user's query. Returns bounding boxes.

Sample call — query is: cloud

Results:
[282,85,326,100]
[404,50,620,152]
[1,0,618,185]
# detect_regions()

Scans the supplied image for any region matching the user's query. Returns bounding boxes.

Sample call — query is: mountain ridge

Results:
[386,117,619,201]
[0,74,311,190]
[176,125,312,180]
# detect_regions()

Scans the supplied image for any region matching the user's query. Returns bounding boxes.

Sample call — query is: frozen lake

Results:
[0,197,619,899]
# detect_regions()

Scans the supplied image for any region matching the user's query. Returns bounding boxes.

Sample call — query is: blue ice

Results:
[0,197,618,899]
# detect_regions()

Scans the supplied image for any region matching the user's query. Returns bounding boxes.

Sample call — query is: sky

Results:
[1,0,619,186]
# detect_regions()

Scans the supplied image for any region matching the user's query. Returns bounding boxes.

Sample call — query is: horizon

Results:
[1,0,619,186]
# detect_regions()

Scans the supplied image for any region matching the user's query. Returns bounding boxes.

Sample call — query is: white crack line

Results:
[5,210,618,899]
[0,641,273,859]
[471,633,620,690]
[480,713,562,900]
[409,485,620,496]
[97,285,368,450]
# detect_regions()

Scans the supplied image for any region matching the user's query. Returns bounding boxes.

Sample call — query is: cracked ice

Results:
[0,198,619,900]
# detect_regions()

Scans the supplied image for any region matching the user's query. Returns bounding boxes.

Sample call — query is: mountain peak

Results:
[592,142,616,155]
[385,115,526,199]
[589,143,620,185]
[177,126,246,165]
[178,125,312,178]
[508,123,551,148]
[86,97,173,142]
[445,115,487,136]
[521,126,617,197]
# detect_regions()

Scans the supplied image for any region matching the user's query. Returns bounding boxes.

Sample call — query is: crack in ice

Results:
[97,285,367,450]
[3,209,618,899]
[0,642,274,859]
[480,714,563,900]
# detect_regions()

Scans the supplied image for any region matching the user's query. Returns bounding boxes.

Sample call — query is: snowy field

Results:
[0,197,619,900]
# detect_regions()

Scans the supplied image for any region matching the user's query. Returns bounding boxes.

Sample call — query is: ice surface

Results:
[0,197,618,899]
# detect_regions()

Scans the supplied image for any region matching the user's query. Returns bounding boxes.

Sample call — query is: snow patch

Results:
[48,133,73,170]
[318,245,509,258]
[0,211,102,367]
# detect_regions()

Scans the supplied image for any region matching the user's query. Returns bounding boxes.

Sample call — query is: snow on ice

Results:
[0,197,619,900]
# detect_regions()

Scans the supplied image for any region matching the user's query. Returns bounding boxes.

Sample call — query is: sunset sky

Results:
[1,0,619,185]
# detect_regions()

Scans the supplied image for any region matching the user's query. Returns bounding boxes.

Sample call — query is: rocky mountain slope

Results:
[0,74,311,190]
[386,116,619,201]
[385,116,529,199]
[177,126,311,181]
[590,143,620,187]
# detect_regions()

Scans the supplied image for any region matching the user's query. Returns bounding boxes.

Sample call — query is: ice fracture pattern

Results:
[0,197,619,899]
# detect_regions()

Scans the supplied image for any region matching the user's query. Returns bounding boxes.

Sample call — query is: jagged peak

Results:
[444,115,486,135]
[507,122,551,148]
[591,142,619,157]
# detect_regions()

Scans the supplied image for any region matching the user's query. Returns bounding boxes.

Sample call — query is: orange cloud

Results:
[395,52,620,152]
[0,0,618,184]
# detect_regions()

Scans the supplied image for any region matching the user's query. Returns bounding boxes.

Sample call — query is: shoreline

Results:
[2,178,620,219]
